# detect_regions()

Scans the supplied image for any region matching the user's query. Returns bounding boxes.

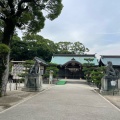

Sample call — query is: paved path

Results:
[0,80,120,120]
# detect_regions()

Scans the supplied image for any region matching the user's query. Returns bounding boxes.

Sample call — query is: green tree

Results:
[0,0,63,96]
[56,42,72,54]
[0,44,10,96]
[82,58,95,83]
[91,66,105,89]
[22,34,57,61]
[83,58,105,88]
[43,63,59,79]
[11,36,29,60]
[11,34,57,62]
[56,41,89,54]
[19,60,35,77]
[71,41,89,54]
[0,0,63,44]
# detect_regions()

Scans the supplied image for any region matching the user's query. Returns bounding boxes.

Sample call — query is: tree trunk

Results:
[1,53,10,96]
[2,20,15,45]
[0,21,15,96]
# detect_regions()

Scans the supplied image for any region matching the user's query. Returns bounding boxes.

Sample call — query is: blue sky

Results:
[19,0,120,56]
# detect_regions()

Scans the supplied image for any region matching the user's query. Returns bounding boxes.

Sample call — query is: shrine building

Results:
[51,54,99,79]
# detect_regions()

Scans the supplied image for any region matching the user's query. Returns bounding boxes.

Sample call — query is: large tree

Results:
[0,0,63,96]
[56,41,72,54]
[0,0,63,44]
[56,41,89,54]
[11,35,29,60]
[22,34,58,61]
[71,41,89,54]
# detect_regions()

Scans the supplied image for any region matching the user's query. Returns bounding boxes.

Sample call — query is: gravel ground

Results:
[93,87,120,110]
[0,90,37,112]
[0,80,120,120]
[103,95,120,109]
[0,84,53,112]
[0,82,120,113]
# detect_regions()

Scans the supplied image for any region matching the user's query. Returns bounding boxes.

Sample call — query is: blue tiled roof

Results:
[51,54,98,65]
[100,55,120,66]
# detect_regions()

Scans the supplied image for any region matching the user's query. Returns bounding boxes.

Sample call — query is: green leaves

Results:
[84,58,94,64]
[0,0,63,36]
[71,42,89,54]
[91,66,105,88]
[83,58,105,88]
[82,58,95,82]
[0,44,10,57]
[45,0,63,20]
[11,33,91,61]
[56,42,72,54]
[43,63,59,78]
[56,41,89,54]
[11,34,57,61]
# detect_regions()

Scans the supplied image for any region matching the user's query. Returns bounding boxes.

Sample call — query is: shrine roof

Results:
[100,55,120,66]
[51,54,98,65]
[34,57,48,66]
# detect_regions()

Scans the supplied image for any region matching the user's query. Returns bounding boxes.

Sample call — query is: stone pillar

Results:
[101,77,107,91]
[118,79,120,89]
[49,70,53,84]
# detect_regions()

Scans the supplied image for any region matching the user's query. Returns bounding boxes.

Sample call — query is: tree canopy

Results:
[10,34,90,62]
[0,0,63,44]
[83,58,105,88]
[56,41,89,54]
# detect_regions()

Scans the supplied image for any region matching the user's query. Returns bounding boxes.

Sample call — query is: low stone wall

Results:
[6,82,24,91]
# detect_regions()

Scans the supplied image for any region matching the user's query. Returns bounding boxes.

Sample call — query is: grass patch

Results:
[56,79,66,85]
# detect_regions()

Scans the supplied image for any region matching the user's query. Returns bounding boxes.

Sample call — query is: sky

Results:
[19,0,120,57]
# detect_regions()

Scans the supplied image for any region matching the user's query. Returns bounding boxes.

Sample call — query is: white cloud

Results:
[18,0,120,56]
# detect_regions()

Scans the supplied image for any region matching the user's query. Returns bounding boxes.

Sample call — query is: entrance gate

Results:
[58,58,83,79]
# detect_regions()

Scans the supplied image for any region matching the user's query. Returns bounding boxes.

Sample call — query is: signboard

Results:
[11,64,25,79]
[111,81,116,86]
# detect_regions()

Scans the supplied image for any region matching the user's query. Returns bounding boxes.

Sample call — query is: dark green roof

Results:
[51,54,98,65]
